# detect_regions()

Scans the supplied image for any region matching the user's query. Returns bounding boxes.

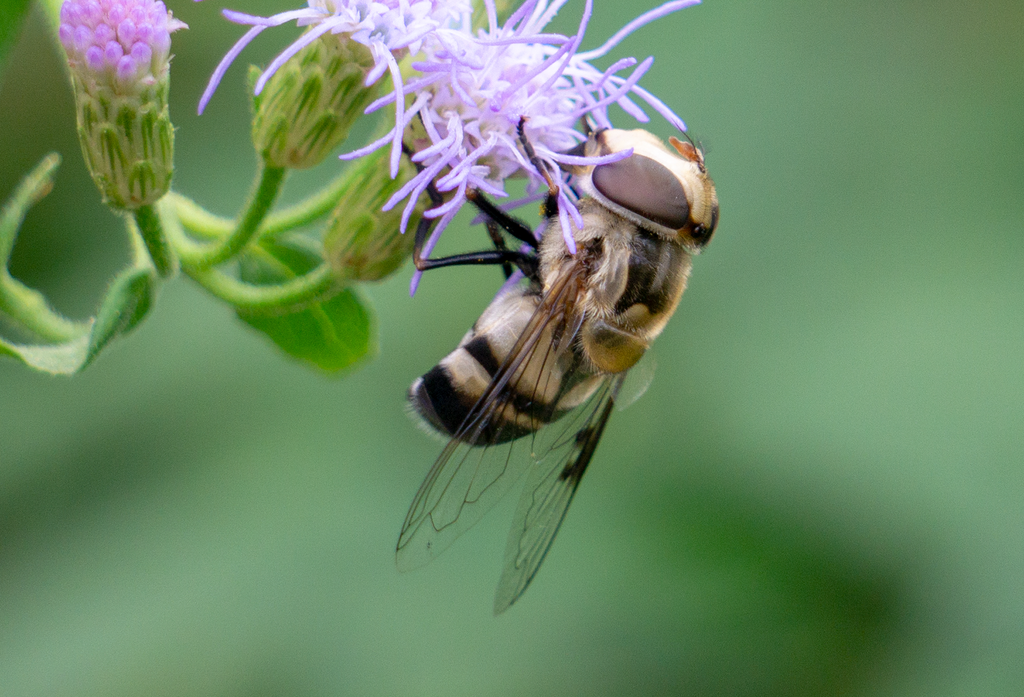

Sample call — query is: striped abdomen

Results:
[409,284,600,446]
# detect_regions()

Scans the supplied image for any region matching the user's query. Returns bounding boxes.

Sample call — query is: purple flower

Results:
[199,0,702,291]
[343,0,700,291]
[59,0,187,93]
[198,0,474,115]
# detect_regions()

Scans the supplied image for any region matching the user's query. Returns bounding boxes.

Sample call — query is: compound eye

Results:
[592,154,690,230]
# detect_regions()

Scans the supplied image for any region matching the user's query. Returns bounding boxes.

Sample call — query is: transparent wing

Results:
[396,418,540,572]
[396,268,584,572]
[616,351,656,411]
[493,372,627,614]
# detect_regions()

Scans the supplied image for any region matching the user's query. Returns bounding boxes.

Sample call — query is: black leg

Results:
[517,117,560,220]
[403,138,541,283]
[485,220,514,279]
[414,248,540,281]
[412,197,438,268]
[465,188,538,250]
[409,179,540,283]
[405,141,528,258]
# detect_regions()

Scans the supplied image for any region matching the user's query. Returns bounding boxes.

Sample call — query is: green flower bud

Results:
[252,35,381,170]
[59,0,185,210]
[323,148,427,282]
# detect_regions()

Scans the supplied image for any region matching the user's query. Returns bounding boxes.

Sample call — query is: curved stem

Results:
[161,196,339,311]
[0,275,89,342]
[133,203,175,277]
[170,163,354,243]
[166,192,231,241]
[185,263,338,312]
[259,169,353,237]
[186,165,287,269]
[0,152,88,341]
[156,196,206,258]
[1,154,60,265]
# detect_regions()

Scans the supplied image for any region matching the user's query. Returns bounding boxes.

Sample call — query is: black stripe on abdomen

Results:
[413,365,474,437]
[462,336,501,376]
[411,364,539,445]
[411,328,582,446]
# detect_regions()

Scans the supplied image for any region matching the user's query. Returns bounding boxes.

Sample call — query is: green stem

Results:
[170,163,354,242]
[166,192,231,241]
[157,196,215,260]
[185,263,338,312]
[0,274,88,342]
[185,165,287,269]
[0,152,87,342]
[259,169,354,238]
[134,203,175,277]
[1,154,60,266]
[161,198,339,311]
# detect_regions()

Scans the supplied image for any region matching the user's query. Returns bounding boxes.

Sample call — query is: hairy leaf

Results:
[86,265,156,363]
[0,265,155,374]
[236,239,375,373]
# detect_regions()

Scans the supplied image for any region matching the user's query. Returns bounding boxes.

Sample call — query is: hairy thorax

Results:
[540,199,693,374]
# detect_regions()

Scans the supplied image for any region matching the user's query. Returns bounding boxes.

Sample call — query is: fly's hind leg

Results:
[409,171,540,281]
[465,188,539,250]
[403,138,544,281]
[484,220,514,280]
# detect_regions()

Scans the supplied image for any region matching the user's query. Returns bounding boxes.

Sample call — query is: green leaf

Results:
[0,265,155,375]
[86,265,156,362]
[236,239,375,374]
[0,0,31,77]
[0,332,91,374]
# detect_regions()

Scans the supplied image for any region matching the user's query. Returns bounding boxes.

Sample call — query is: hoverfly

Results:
[397,119,719,613]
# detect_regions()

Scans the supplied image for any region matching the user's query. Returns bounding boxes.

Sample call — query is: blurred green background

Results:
[2,0,1023,695]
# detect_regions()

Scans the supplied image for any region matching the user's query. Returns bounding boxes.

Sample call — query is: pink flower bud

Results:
[117,18,136,45]
[58,23,75,50]
[104,40,123,64]
[94,22,115,44]
[130,42,151,66]
[85,44,104,70]
[59,0,187,208]
[116,54,136,81]
[59,0,185,94]
[74,25,92,51]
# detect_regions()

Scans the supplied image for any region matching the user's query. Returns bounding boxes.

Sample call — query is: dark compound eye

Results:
[592,154,690,229]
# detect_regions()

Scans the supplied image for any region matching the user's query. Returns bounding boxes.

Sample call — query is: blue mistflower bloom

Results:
[200,0,701,290]
[349,0,700,276]
[198,0,473,114]
[198,0,473,191]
